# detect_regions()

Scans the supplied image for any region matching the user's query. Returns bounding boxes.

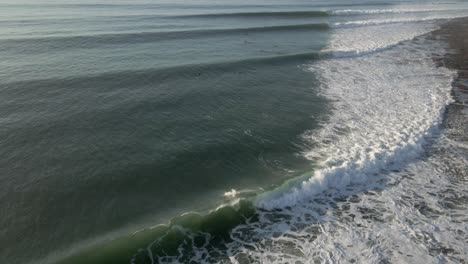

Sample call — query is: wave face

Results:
[2,1,468,264]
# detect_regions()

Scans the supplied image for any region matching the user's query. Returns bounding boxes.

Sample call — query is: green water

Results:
[0,1,331,262]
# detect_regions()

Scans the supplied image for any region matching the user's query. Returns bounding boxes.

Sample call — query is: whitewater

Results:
[257,26,455,209]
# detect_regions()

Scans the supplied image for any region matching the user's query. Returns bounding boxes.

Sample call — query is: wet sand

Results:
[434,18,468,144]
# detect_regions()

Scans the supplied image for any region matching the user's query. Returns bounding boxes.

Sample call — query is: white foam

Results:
[326,22,438,58]
[224,189,238,198]
[333,14,467,28]
[332,8,462,15]
[256,35,455,209]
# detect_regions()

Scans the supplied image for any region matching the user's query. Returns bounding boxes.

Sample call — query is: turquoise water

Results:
[1,1,468,263]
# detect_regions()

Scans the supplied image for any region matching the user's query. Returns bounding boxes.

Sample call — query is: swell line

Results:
[3,52,323,89]
[169,10,330,19]
[0,23,329,52]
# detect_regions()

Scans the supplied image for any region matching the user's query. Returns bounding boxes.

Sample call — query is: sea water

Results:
[0,0,467,263]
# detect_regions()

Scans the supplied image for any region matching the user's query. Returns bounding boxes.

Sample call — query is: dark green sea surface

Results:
[0,1,332,263]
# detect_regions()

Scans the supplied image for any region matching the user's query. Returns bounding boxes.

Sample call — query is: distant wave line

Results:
[0,23,329,52]
[331,7,463,15]
[4,42,414,87]
[3,52,324,88]
[169,8,464,19]
[0,2,394,9]
[169,10,330,19]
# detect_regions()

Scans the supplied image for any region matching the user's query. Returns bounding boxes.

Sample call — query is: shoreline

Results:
[434,17,468,130]
[433,17,468,118]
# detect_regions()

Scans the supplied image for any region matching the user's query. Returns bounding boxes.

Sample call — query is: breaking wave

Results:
[256,36,455,209]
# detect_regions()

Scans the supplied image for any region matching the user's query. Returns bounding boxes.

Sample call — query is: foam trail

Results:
[256,36,455,209]
[327,22,438,57]
[332,8,462,15]
[333,14,468,27]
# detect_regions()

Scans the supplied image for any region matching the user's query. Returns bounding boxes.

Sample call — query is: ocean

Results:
[0,0,467,263]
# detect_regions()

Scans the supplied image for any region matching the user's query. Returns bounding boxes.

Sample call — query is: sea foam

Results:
[332,8,461,15]
[327,22,438,57]
[333,14,467,28]
[256,34,455,209]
